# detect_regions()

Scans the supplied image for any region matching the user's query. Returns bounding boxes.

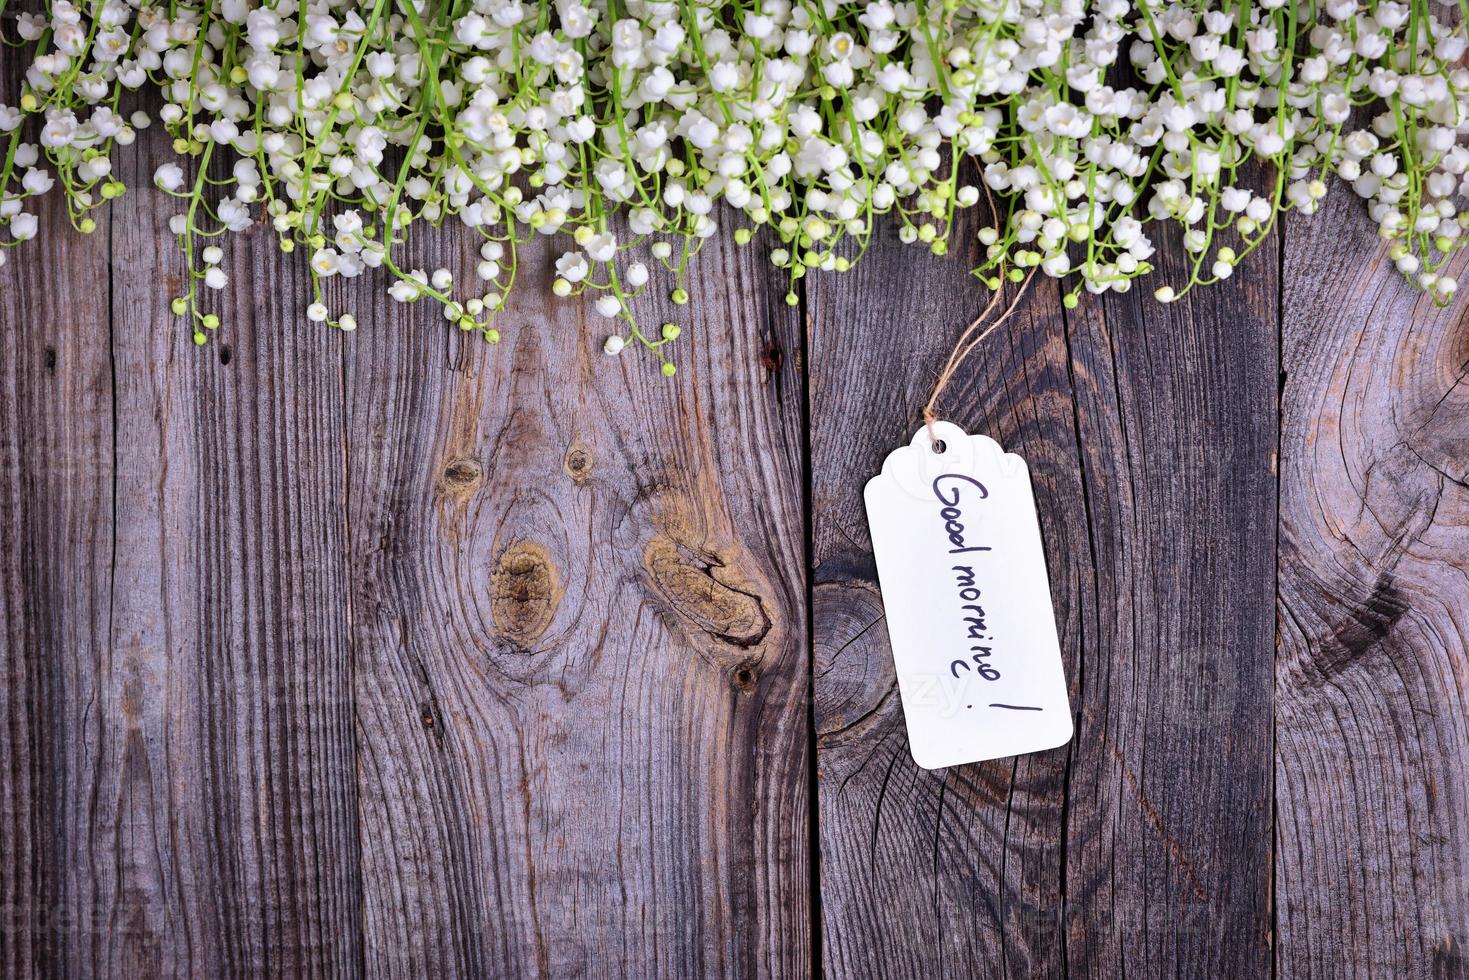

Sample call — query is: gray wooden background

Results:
[2,120,1468,979]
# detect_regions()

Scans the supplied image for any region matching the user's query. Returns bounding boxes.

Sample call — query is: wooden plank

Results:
[340,227,810,976]
[55,125,361,976]
[1276,197,1469,976]
[809,204,1278,975]
[808,213,1081,977]
[1059,231,1278,976]
[0,102,115,980]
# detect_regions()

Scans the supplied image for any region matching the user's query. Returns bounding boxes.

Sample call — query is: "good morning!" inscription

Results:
[932,473,1041,713]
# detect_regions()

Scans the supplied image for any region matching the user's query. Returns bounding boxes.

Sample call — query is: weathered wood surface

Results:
[810,204,1278,977]
[339,217,809,978]
[2,126,1467,979]
[1276,197,1469,978]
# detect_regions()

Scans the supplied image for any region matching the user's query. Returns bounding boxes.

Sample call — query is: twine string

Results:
[920,175,1037,450]
[921,268,1036,450]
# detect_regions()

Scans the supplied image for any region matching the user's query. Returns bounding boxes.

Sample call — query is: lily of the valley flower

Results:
[0,0,1463,368]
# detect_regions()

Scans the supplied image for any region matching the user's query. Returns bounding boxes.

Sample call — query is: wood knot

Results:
[563,444,594,482]
[490,541,562,649]
[813,580,898,739]
[732,664,759,692]
[1324,569,1407,669]
[120,676,144,721]
[643,537,772,650]
[440,456,482,497]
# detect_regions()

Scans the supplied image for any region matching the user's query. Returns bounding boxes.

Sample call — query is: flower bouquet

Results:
[1,0,1465,373]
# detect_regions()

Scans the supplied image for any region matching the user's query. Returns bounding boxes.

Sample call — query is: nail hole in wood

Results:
[760,340,784,375]
[418,698,446,747]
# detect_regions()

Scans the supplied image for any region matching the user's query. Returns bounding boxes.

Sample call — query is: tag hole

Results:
[931,439,947,454]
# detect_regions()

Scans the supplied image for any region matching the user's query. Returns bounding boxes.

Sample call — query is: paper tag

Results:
[863,421,1072,769]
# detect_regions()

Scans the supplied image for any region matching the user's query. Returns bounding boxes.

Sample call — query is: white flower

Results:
[10,213,38,241]
[624,262,649,288]
[311,248,341,277]
[584,232,617,263]
[604,335,626,355]
[565,116,596,143]
[594,295,621,318]
[1044,103,1091,139]
[218,199,252,232]
[366,52,396,79]
[39,111,79,148]
[21,168,53,195]
[334,210,364,243]
[1220,187,1251,212]
[154,163,184,192]
[709,62,739,93]
[555,252,589,283]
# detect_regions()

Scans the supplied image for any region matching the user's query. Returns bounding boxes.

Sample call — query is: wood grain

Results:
[807,213,1081,978]
[0,121,813,976]
[3,113,1469,980]
[99,117,363,978]
[338,225,810,977]
[1059,227,1278,977]
[0,104,114,980]
[0,116,363,976]
[808,209,1278,976]
[1276,196,1469,978]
